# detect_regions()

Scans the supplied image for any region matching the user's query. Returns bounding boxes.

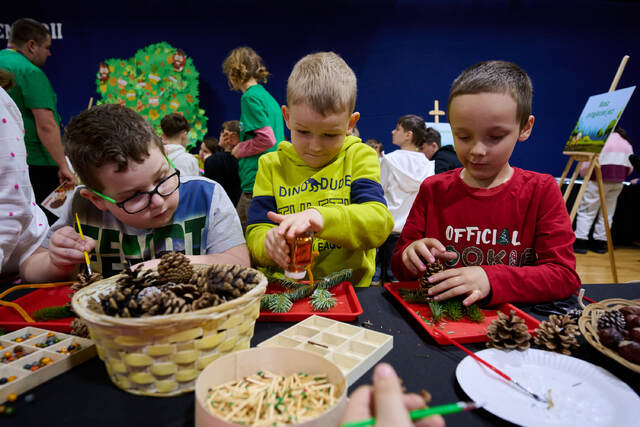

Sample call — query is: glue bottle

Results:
[284,232,314,280]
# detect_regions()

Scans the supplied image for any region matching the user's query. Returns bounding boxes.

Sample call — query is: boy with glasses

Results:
[21,104,249,281]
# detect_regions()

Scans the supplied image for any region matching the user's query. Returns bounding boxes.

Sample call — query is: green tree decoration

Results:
[95,42,208,150]
[399,289,485,324]
[497,228,510,246]
[260,269,352,313]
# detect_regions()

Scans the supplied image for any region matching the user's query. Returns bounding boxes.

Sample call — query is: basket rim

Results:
[71,264,267,328]
[578,298,640,374]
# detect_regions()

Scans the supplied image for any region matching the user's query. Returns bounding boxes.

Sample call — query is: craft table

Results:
[4,283,639,426]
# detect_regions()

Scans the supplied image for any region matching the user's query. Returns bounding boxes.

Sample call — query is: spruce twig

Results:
[443,299,464,321]
[315,269,352,290]
[267,294,293,313]
[309,289,337,311]
[33,305,74,321]
[400,288,429,303]
[429,300,444,323]
[465,303,486,322]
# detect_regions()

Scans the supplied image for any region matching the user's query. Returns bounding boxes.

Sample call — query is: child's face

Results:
[449,92,534,188]
[391,124,411,147]
[199,144,211,162]
[83,145,180,229]
[282,103,360,168]
[220,129,239,150]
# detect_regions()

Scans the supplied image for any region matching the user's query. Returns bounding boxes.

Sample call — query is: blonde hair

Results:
[287,52,357,116]
[222,46,269,90]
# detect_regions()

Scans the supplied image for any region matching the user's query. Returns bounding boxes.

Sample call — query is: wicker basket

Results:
[578,298,640,374]
[71,264,267,397]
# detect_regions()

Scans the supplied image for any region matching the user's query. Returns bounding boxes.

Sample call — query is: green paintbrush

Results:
[341,401,480,427]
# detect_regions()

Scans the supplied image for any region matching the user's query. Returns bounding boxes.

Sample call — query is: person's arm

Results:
[246,156,279,267]
[232,127,276,158]
[313,148,394,250]
[481,176,581,304]
[32,108,76,185]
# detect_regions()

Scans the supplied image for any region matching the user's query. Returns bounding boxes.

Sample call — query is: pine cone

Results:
[139,288,170,316]
[419,260,444,298]
[157,252,194,284]
[71,272,104,292]
[566,308,583,323]
[597,309,626,332]
[70,318,90,338]
[163,283,199,303]
[199,265,260,299]
[486,310,531,350]
[534,314,580,355]
[192,292,224,310]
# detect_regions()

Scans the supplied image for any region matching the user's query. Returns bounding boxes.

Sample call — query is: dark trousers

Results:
[378,232,399,283]
[28,165,60,225]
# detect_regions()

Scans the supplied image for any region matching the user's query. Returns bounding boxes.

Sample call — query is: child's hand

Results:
[426,266,490,306]
[401,238,456,275]
[266,210,323,241]
[264,226,290,269]
[48,226,96,271]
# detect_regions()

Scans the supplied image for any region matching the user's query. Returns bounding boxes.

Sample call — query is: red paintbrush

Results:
[435,331,548,404]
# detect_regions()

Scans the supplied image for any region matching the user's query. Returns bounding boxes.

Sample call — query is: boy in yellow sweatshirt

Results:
[246,52,393,286]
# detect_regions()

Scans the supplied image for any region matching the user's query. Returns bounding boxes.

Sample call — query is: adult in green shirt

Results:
[222,47,285,230]
[0,18,75,221]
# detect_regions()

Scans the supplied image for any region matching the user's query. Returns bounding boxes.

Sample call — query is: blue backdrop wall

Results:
[4,0,640,178]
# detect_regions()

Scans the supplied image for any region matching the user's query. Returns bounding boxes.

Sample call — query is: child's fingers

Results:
[372,363,413,426]
[267,211,285,224]
[49,246,85,267]
[341,386,373,423]
[462,289,483,306]
[423,238,447,253]
[401,249,421,275]
[402,393,426,410]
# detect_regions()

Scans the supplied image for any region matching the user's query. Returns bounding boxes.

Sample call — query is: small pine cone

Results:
[139,288,168,315]
[162,293,190,315]
[566,308,583,323]
[157,252,194,284]
[163,283,200,302]
[419,260,444,297]
[71,272,104,292]
[486,310,532,350]
[192,292,224,310]
[203,265,259,299]
[534,314,580,355]
[597,309,626,332]
[70,318,90,338]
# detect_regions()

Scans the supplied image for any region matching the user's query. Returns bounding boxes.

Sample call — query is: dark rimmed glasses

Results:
[89,156,181,214]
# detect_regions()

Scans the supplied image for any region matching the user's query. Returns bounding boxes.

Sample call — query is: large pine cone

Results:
[419,260,444,297]
[157,252,194,284]
[196,264,260,299]
[70,318,90,338]
[597,309,626,332]
[534,314,580,355]
[486,310,531,350]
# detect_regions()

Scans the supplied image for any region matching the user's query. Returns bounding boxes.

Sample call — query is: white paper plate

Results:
[456,348,640,427]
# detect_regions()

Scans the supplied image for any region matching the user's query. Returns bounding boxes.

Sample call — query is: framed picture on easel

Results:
[564,86,635,153]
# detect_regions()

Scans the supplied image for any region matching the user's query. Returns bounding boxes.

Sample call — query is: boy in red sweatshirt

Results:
[392,61,580,306]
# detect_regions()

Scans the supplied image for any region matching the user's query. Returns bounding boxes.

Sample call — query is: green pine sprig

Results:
[315,269,352,290]
[443,299,464,321]
[309,289,337,311]
[399,288,429,303]
[429,300,445,323]
[464,303,486,322]
[33,305,74,321]
[267,294,294,313]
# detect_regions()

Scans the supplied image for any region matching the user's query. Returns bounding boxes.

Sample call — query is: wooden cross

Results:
[429,100,445,123]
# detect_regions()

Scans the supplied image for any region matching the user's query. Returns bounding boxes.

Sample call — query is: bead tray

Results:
[0,327,96,402]
[257,315,393,386]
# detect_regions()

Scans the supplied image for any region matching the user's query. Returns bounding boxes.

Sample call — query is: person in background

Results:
[365,138,384,159]
[420,127,462,174]
[393,60,580,306]
[160,112,200,177]
[0,69,49,281]
[204,120,242,207]
[197,137,223,170]
[222,47,285,230]
[574,127,634,254]
[0,18,76,225]
[375,115,435,285]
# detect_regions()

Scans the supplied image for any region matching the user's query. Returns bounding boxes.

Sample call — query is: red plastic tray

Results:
[258,281,363,322]
[385,282,540,345]
[0,286,75,332]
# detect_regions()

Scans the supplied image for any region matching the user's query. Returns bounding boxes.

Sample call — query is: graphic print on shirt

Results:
[443,225,536,268]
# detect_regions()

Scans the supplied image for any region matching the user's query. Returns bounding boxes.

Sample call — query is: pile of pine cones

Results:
[90,252,260,318]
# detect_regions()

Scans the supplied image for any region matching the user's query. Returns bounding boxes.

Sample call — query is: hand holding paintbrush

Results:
[341,363,447,427]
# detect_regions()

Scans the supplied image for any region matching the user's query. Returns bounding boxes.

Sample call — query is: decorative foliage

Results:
[428,300,445,324]
[399,288,484,324]
[442,299,464,321]
[260,269,352,313]
[95,42,208,149]
[32,305,74,321]
[464,303,486,323]
[310,289,337,312]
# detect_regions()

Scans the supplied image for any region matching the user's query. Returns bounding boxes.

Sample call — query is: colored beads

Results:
[23,357,53,371]
[24,393,35,403]
[6,394,16,402]
[1,346,26,363]
[13,333,35,343]
[36,333,62,348]
[57,342,82,355]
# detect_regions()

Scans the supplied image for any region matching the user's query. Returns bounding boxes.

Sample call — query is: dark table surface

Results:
[4,283,640,427]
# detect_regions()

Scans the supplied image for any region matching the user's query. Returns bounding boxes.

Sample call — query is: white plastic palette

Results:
[258,315,393,386]
[0,327,96,402]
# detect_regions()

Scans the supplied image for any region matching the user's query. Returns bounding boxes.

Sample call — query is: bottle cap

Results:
[284,270,306,280]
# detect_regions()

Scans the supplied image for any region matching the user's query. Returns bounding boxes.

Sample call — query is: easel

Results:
[558,55,629,283]
[429,100,445,123]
